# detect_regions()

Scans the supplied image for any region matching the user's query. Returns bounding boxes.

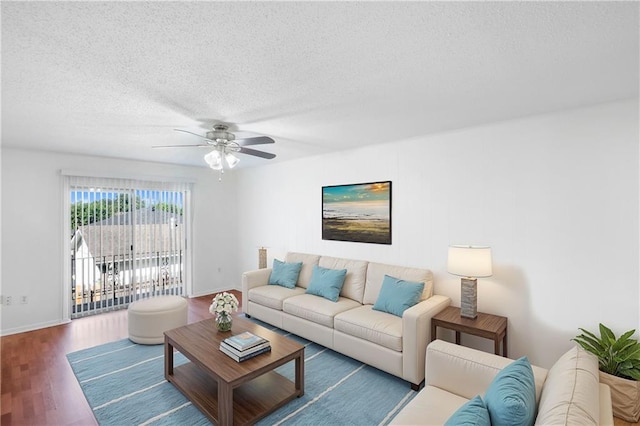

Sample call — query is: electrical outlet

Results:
[5,296,12,306]
[21,296,28,304]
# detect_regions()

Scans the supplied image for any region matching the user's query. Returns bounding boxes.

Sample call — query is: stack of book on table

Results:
[220,331,271,362]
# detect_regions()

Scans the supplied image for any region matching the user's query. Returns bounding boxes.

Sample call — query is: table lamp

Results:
[447,245,493,319]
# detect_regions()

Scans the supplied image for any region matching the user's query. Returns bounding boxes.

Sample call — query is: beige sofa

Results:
[242,252,451,389]
[391,339,614,425]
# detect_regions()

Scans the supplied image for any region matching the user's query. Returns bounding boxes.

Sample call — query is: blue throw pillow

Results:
[268,259,302,289]
[484,356,536,426]
[445,395,491,426]
[305,265,347,302]
[372,275,424,317]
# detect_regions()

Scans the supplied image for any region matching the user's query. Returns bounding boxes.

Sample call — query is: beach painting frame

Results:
[322,181,392,244]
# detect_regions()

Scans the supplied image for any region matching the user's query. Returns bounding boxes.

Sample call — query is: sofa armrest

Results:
[402,295,451,386]
[426,339,526,399]
[241,268,272,310]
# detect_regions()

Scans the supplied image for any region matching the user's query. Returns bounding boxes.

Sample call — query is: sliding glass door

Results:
[66,176,190,318]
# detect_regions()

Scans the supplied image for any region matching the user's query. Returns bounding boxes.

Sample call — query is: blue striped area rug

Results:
[67,317,416,425]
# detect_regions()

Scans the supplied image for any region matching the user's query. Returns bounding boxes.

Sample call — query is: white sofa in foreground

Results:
[242,252,451,389]
[391,339,614,425]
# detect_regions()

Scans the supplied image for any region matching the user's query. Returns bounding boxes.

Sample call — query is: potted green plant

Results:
[573,323,640,422]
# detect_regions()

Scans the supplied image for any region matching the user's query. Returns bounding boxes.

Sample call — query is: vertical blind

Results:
[67,175,191,318]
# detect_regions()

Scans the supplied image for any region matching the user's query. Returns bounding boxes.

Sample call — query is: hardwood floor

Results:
[0,293,222,426]
[1,290,637,425]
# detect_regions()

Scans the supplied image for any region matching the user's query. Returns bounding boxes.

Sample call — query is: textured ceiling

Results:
[2,2,638,168]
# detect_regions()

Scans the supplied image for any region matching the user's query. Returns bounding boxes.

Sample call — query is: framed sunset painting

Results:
[322,181,392,244]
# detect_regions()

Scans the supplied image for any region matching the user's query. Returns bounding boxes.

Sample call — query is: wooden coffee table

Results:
[164,316,304,426]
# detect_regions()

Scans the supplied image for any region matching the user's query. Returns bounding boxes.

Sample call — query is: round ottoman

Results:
[128,296,188,344]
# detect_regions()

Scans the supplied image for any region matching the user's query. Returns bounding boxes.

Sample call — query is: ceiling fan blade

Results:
[174,129,211,141]
[235,136,275,146]
[239,147,276,159]
[152,144,212,148]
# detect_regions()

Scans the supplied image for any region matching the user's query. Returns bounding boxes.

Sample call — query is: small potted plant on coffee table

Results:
[573,323,640,422]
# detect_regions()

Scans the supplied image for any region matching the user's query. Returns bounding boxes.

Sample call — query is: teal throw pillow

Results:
[305,265,347,302]
[268,259,302,289]
[484,356,536,426]
[445,395,491,426]
[372,275,424,317]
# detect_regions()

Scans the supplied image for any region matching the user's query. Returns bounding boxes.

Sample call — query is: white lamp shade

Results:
[225,152,240,168]
[204,150,223,170]
[447,245,493,278]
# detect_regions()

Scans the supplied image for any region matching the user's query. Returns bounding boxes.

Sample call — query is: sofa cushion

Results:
[372,275,424,317]
[306,265,347,302]
[319,256,368,303]
[248,285,306,311]
[390,385,468,425]
[484,356,536,426]
[285,252,320,288]
[363,262,433,305]
[445,395,491,426]
[334,305,403,351]
[269,259,302,288]
[283,294,361,328]
[534,346,600,425]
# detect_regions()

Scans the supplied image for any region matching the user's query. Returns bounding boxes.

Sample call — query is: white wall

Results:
[2,100,638,365]
[0,149,238,335]
[236,99,639,369]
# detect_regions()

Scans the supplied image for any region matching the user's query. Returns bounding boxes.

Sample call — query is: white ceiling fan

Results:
[153,124,276,179]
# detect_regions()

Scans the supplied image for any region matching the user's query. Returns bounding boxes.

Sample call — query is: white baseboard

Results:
[1,290,241,336]
[189,287,240,298]
[1,318,70,337]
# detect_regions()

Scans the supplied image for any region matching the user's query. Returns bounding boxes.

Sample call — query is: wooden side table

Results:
[431,306,508,357]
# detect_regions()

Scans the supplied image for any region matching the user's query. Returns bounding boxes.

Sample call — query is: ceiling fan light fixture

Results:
[225,152,240,168]
[204,149,223,170]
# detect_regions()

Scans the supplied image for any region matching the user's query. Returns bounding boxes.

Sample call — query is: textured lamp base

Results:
[460,278,478,319]
[258,247,267,269]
